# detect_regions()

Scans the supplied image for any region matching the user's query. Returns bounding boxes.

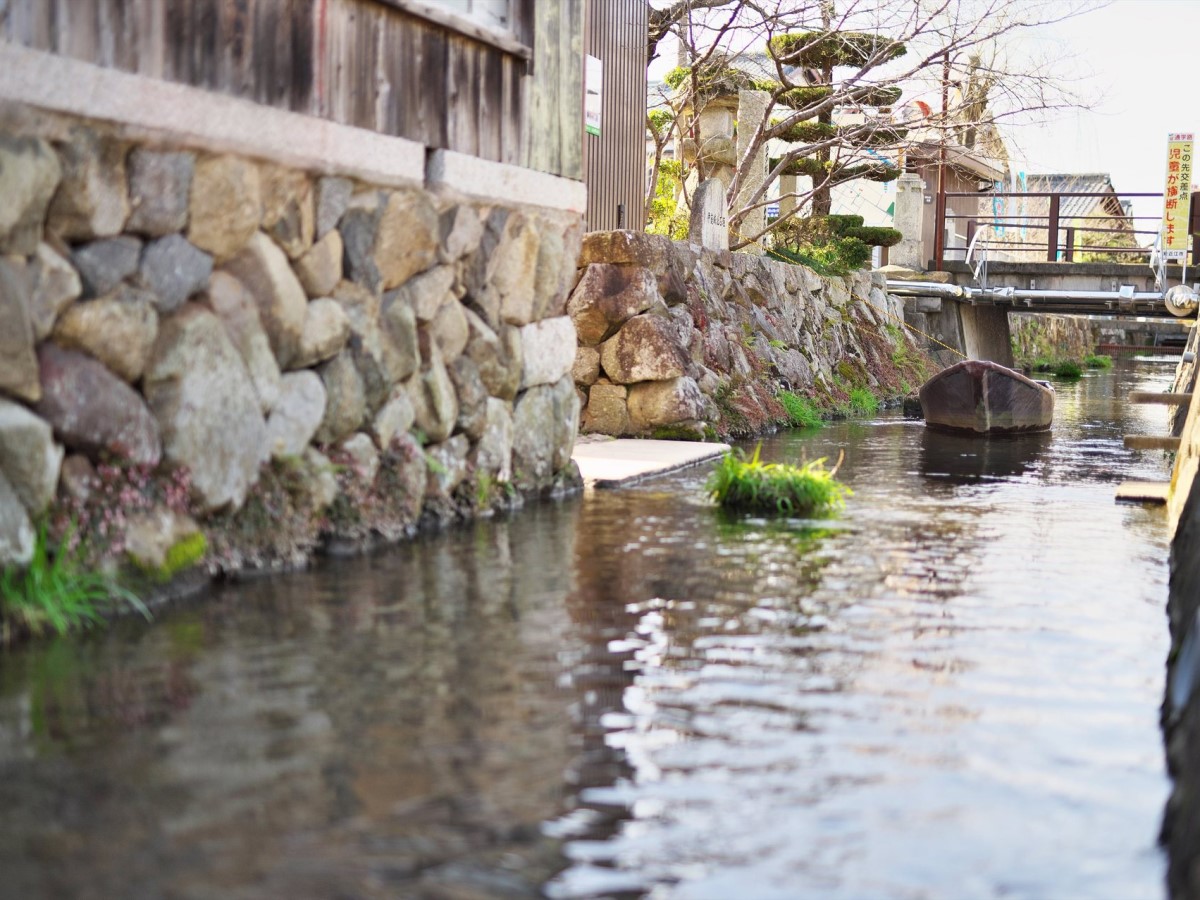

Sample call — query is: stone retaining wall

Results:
[1010,313,1102,367]
[0,113,583,574]
[568,232,931,438]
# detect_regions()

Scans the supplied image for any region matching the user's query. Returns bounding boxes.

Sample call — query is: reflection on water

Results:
[0,362,1181,899]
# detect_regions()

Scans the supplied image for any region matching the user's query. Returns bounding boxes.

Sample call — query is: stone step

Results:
[1124,435,1182,451]
[1129,391,1193,405]
[1115,480,1170,504]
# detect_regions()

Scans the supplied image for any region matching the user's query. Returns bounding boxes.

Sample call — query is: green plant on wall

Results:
[1,523,149,643]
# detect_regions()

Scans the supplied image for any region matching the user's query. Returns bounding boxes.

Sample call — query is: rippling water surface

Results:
[0,362,1180,899]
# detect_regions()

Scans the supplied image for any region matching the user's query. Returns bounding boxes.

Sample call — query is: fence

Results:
[933,190,1198,269]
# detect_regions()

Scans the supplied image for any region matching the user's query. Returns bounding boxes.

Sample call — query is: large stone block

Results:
[512,375,578,485]
[370,384,415,449]
[188,155,262,262]
[72,235,142,298]
[463,307,518,401]
[293,296,351,369]
[572,345,601,386]
[137,234,214,313]
[260,165,315,260]
[533,213,584,319]
[47,129,129,241]
[567,263,661,345]
[144,305,268,511]
[34,344,161,466]
[126,148,194,237]
[336,281,418,412]
[519,316,577,389]
[411,342,459,444]
[448,355,487,441]
[397,264,456,321]
[294,229,343,298]
[582,382,631,436]
[52,285,159,383]
[0,136,61,255]
[201,271,282,413]
[27,243,82,340]
[438,204,484,263]
[265,370,327,459]
[0,258,41,403]
[460,207,509,328]
[339,192,385,292]
[0,468,34,566]
[224,231,309,369]
[424,434,470,501]
[315,176,352,239]
[430,299,470,363]
[493,213,541,326]
[470,397,513,481]
[0,399,62,516]
[375,189,440,290]
[314,351,366,444]
[0,470,34,568]
[627,376,705,429]
[599,313,689,384]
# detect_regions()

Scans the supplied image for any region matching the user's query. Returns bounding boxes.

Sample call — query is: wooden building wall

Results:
[0,0,585,180]
[583,0,648,231]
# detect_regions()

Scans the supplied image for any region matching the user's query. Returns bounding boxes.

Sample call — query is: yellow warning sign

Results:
[1161,133,1193,260]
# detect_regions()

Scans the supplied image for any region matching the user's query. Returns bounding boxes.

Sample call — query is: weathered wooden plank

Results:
[1125,435,1182,451]
[1130,392,1194,405]
[447,35,480,157]
[1115,480,1170,504]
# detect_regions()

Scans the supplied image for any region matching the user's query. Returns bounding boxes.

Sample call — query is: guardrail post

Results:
[934,189,946,270]
[1065,226,1075,262]
[1047,194,1060,262]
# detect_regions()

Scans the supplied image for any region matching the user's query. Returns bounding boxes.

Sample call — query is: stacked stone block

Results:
[569,231,914,438]
[0,126,583,570]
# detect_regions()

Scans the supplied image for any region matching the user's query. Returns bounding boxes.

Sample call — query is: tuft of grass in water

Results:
[706,444,851,515]
[778,391,823,429]
[1053,360,1083,379]
[1084,353,1113,369]
[847,387,879,416]
[1032,357,1054,373]
[1,524,148,643]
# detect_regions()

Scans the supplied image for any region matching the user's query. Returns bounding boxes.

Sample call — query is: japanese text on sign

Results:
[1161,133,1193,260]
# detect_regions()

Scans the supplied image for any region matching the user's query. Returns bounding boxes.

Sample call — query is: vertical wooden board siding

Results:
[2,0,531,167]
[584,0,648,231]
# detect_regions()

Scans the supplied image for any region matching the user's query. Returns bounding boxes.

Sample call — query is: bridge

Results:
[885,184,1198,364]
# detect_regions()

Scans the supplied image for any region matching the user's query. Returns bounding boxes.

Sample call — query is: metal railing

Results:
[934,190,1179,269]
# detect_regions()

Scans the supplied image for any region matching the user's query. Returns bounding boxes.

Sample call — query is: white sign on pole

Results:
[585,55,602,137]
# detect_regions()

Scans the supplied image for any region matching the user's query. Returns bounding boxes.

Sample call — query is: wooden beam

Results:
[367,0,532,59]
[1124,435,1182,451]
[1130,391,1194,405]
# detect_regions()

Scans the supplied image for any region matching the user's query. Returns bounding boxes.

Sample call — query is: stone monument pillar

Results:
[688,178,729,250]
[892,172,927,270]
[734,89,770,254]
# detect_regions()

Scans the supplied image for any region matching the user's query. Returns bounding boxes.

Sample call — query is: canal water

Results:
[0,361,1180,899]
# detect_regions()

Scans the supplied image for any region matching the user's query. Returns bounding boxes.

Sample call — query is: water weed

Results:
[1053,360,1083,379]
[778,391,823,429]
[1084,353,1113,369]
[706,444,851,515]
[1,524,148,643]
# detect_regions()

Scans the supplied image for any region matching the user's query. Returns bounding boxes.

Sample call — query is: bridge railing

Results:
[934,190,1179,270]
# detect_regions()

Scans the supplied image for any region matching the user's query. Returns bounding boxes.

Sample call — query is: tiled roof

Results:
[1026,173,1123,219]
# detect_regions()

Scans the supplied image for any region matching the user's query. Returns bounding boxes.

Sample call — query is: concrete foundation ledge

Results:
[427,148,587,213]
[0,42,426,188]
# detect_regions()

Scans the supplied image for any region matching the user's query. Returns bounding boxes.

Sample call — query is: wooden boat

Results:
[919,359,1055,435]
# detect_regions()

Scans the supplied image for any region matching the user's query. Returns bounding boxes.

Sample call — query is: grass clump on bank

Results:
[1084,353,1113,369]
[0,524,148,644]
[778,391,823,429]
[706,444,851,515]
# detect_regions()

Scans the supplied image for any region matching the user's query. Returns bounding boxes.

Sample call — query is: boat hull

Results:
[919,359,1055,435]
